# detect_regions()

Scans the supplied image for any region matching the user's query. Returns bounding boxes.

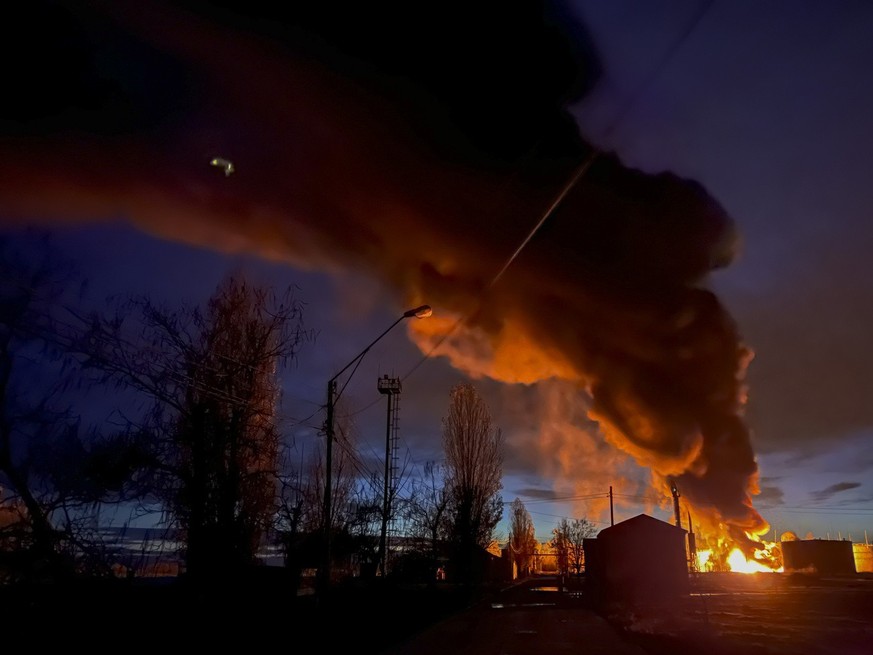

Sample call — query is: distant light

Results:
[210,157,235,176]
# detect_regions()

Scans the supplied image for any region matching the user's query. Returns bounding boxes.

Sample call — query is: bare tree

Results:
[508,498,537,578]
[551,519,569,575]
[275,437,322,584]
[276,395,362,586]
[348,448,417,580]
[0,233,164,582]
[402,460,450,581]
[336,414,360,524]
[78,274,312,579]
[442,382,503,585]
[0,233,150,581]
[0,234,74,576]
[552,517,597,576]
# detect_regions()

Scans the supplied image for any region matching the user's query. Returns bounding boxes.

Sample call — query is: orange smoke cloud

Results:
[1,2,766,550]
[498,379,658,525]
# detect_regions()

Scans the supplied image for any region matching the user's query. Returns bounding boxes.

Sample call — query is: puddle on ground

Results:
[529,586,567,592]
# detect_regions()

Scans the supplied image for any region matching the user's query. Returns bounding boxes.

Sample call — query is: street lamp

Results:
[319,304,432,594]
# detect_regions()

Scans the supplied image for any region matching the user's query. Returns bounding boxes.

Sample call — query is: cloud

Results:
[755,485,785,507]
[775,430,873,475]
[512,487,565,502]
[809,482,861,503]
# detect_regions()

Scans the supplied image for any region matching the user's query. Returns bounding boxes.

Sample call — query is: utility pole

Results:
[609,486,614,526]
[317,304,432,598]
[319,377,337,597]
[377,374,401,578]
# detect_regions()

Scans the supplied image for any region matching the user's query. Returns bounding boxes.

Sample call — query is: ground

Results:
[1,571,871,654]
[0,573,484,652]
[601,572,873,655]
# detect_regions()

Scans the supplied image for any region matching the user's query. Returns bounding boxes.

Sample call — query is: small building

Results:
[583,514,688,605]
[782,538,856,576]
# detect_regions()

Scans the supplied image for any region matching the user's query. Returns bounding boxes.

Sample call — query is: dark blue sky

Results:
[2,0,872,544]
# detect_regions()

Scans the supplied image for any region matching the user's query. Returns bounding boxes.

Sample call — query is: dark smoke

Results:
[0,1,766,541]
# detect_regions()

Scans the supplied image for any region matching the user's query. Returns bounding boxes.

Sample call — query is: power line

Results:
[760,507,873,516]
[613,492,665,504]
[526,508,612,527]
[505,493,607,505]
[591,0,717,141]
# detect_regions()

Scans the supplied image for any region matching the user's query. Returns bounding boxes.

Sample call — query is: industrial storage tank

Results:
[853,543,873,573]
[781,539,856,576]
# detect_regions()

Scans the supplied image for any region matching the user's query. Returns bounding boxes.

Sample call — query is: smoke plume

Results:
[0,1,767,547]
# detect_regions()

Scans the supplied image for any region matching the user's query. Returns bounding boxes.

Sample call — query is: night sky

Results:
[2,0,872,545]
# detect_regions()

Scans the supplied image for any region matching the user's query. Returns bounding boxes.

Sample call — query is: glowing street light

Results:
[319,304,431,594]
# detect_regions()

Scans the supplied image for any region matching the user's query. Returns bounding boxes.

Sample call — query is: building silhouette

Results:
[583,513,688,606]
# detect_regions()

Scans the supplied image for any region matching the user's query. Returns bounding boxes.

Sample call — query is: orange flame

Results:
[695,532,783,573]
[727,548,782,574]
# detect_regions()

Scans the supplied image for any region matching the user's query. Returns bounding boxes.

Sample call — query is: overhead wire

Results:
[504,492,608,505]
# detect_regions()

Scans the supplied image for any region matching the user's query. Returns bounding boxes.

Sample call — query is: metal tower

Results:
[377,374,402,577]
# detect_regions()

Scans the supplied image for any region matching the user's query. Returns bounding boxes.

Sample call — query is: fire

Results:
[693,523,784,573]
[727,548,783,574]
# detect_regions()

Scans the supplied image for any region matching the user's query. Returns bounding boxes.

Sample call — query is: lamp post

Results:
[319,304,432,595]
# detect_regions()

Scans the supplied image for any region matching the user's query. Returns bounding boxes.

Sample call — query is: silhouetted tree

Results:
[551,519,570,575]
[508,498,537,577]
[442,383,503,586]
[275,439,315,588]
[0,234,74,577]
[551,517,596,576]
[79,274,312,579]
[0,232,145,581]
[402,460,450,582]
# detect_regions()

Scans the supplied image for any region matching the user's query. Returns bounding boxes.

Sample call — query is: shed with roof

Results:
[583,513,688,604]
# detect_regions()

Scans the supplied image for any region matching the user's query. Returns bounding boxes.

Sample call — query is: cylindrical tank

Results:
[782,539,856,575]
[853,543,873,573]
